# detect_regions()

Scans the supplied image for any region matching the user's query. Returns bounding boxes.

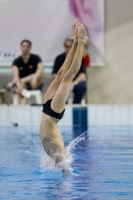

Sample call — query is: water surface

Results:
[0,125,133,200]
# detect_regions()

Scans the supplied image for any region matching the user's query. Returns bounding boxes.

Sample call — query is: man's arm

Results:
[12,65,23,93]
[12,65,21,85]
[73,73,85,85]
[31,62,44,88]
[71,73,85,91]
[34,62,44,80]
[52,56,62,79]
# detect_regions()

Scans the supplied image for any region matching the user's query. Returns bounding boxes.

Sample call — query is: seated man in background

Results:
[8,40,44,104]
[52,38,86,104]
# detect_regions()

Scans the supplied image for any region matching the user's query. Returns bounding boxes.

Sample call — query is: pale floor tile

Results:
[10,105,31,125]
[112,106,121,125]
[0,105,9,125]
[119,106,130,125]
[31,106,42,124]
[88,106,97,125]
[129,107,133,125]
[103,106,113,125]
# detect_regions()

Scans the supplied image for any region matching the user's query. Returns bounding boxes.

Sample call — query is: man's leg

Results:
[18,95,26,104]
[16,82,26,104]
[43,25,79,103]
[20,74,44,89]
[73,82,86,104]
[51,25,88,113]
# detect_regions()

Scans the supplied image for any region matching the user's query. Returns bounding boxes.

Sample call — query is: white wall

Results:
[88,0,133,104]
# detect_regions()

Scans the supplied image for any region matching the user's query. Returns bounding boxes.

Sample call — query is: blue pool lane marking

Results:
[73,107,88,126]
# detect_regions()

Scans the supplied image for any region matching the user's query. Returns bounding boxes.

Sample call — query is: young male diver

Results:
[40,22,89,169]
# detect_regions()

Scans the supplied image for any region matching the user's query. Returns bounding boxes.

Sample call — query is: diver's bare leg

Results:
[43,24,79,103]
[51,24,88,112]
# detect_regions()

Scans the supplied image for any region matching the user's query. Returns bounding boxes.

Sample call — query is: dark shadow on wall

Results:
[105,0,133,32]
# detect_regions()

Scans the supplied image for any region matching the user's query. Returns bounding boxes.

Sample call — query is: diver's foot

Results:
[74,23,78,42]
[77,22,89,45]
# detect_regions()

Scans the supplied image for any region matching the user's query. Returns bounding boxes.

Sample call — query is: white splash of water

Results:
[66,131,88,153]
[39,131,89,172]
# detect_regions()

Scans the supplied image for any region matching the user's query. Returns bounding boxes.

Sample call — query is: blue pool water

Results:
[0,125,133,200]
